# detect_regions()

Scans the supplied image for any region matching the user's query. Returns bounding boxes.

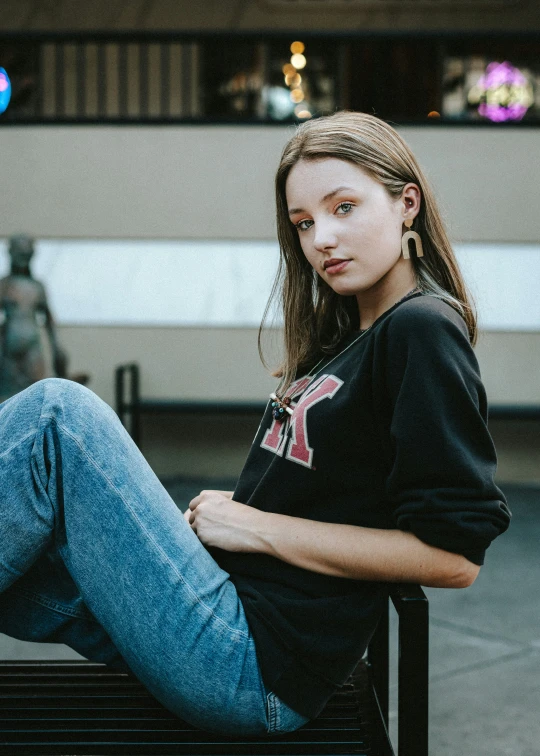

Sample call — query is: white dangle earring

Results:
[401,218,424,259]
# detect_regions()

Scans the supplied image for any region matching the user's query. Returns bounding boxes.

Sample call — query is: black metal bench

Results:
[115,363,540,450]
[0,584,428,756]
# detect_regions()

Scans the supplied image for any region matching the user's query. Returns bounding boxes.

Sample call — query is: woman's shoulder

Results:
[382,293,469,342]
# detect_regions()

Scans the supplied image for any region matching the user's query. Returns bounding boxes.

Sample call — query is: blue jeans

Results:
[0,378,310,735]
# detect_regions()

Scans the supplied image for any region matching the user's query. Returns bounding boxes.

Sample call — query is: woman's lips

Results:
[324,259,351,274]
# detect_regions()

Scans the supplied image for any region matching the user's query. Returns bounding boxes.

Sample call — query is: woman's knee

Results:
[38,377,96,409]
[37,378,118,431]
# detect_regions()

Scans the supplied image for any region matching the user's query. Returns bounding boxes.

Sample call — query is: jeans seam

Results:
[0,558,23,578]
[0,430,37,460]
[39,414,250,641]
[14,588,97,621]
[266,692,280,733]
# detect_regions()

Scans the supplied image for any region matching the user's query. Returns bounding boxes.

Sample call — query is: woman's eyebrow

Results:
[288,186,355,216]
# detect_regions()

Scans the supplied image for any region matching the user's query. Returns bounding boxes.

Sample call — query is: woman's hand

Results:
[184,490,265,552]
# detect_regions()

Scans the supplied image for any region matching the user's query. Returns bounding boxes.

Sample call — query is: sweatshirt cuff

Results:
[461,549,485,566]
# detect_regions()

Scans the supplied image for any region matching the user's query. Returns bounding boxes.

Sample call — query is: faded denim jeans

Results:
[0,378,310,735]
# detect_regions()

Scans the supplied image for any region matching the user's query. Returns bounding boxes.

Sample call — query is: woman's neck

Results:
[356,285,420,331]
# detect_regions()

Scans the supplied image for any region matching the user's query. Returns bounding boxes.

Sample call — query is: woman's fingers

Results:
[186,491,237,541]
[183,507,197,532]
[189,490,233,511]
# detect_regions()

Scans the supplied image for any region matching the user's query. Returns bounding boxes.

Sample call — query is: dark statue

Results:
[0,235,68,402]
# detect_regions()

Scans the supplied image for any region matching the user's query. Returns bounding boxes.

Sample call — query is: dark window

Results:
[0,41,39,119]
[346,39,442,122]
[441,37,540,123]
[0,32,538,125]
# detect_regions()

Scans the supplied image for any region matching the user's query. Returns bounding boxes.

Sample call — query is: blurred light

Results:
[467,61,534,122]
[290,88,304,103]
[263,86,296,120]
[294,105,312,119]
[427,111,441,118]
[0,68,11,115]
[290,53,307,70]
[285,73,302,87]
[290,41,305,55]
[282,63,296,76]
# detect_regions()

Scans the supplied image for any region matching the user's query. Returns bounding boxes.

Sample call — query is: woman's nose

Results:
[313,222,338,252]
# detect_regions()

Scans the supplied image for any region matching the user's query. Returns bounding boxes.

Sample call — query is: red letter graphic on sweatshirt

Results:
[285,375,343,468]
[261,376,313,456]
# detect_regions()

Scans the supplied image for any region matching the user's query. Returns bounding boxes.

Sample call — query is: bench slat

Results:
[0,662,380,756]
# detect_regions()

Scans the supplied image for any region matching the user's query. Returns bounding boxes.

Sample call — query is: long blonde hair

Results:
[259,111,476,389]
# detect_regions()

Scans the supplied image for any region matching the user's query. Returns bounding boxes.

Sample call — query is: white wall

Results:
[1,240,539,331]
[1,126,539,242]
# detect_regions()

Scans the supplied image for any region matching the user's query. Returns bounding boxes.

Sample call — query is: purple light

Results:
[0,74,8,92]
[473,61,533,123]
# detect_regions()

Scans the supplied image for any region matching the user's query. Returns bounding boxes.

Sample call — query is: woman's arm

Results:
[186,492,480,589]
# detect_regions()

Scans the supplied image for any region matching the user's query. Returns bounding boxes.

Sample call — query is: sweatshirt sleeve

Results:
[382,298,511,566]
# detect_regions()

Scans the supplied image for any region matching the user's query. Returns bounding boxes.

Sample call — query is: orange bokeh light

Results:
[285,73,302,87]
[290,41,305,55]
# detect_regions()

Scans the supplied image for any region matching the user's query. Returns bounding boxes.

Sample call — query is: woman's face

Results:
[285,157,420,302]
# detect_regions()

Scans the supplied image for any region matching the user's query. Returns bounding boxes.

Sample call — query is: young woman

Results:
[0,111,510,736]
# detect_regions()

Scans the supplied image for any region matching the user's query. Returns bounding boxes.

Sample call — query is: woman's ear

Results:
[401,183,421,223]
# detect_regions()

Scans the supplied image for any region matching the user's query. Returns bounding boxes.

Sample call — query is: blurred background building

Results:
[1,0,539,482]
[0,4,539,752]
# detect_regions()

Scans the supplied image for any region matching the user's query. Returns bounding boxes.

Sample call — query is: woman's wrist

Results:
[241,507,278,553]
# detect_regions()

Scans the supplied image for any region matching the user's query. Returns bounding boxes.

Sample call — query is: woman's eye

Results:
[336,202,353,214]
[295,219,313,232]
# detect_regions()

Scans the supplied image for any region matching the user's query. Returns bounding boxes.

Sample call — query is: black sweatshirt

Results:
[210,292,511,719]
